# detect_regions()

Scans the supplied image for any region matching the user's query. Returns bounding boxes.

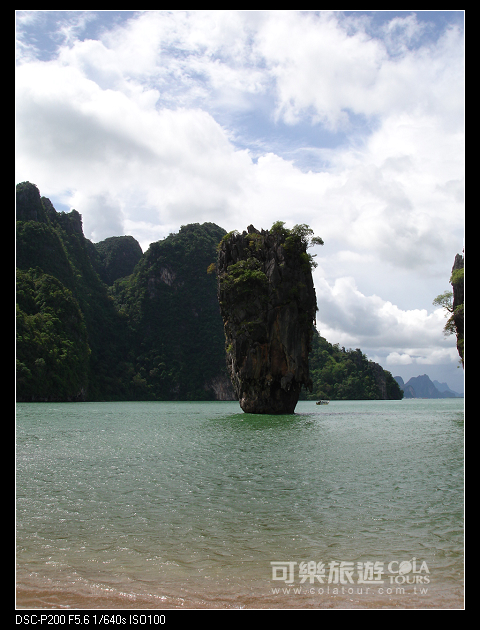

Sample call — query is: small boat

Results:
[316,400,329,405]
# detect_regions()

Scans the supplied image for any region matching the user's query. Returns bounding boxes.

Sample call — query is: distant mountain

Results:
[406,375,449,398]
[433,380,463,397]
[394,374,462,398]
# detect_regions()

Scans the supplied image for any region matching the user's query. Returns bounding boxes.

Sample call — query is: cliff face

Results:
[111,222,233,401]
[367,361,388,399]
[451,253,464,367]
[19,181,402,404]
[16,181,235,402]
[217,224,318,414]
[16,182,129,401]
[93,235,143,285]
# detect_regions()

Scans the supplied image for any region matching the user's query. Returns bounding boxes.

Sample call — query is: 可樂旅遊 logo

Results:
[270,558,430,586]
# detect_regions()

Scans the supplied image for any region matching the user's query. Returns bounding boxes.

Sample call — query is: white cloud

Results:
[255,11,463,130]
[257,11,385,129]
[385,348,458,366]
[15,59,254,246]
[15,11,463,256]
[15,11,464,387]
[314,274,458,367]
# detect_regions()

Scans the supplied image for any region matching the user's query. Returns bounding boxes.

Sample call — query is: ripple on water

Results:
[16,399,464,609]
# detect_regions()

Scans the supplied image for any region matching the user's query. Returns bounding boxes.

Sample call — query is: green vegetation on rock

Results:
[16,182,404,404]
[16,268,90,401]
[216,223,320,413]
[93,236,143,285]
[110,222,229,400]
[16,182,231,401]
[433,253,464,368]
[303,330,403,401]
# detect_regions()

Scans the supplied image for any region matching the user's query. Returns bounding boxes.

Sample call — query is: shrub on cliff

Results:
[216,223,320,413]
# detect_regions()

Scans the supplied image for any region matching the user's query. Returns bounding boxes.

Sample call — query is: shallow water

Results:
[16,399,464,609]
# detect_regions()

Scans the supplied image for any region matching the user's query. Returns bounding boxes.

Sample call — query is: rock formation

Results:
[16,181,48,223]
[367,361,388,399]
[216,224,320,414]
[451,253,464,367]
[94,235,143,285]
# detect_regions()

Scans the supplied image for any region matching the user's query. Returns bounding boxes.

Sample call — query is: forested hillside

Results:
[16,182,133,400]
[303,331,403,401]
[16,182,402,403]
[109,222,231,401]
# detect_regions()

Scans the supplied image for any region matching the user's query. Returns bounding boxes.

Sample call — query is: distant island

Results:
[16,181,404,403]
[394,374,463,399]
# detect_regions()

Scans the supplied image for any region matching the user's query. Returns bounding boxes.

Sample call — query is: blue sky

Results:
[15,10,465,391]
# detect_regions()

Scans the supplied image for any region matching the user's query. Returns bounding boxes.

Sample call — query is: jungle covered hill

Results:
[16,181,402,402]
[303,333,402,401]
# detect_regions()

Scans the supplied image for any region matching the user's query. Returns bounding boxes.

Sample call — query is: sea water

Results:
[16,399,464,609]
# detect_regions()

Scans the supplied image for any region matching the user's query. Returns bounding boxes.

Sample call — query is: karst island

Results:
[213,222,323,414]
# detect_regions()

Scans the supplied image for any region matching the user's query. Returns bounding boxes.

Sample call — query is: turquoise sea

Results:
[16,399,464,609]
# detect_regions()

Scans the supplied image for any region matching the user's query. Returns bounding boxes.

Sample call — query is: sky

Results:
[15,10,465,392]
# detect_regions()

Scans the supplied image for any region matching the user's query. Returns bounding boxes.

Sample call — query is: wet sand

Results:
[16,581,464,610]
